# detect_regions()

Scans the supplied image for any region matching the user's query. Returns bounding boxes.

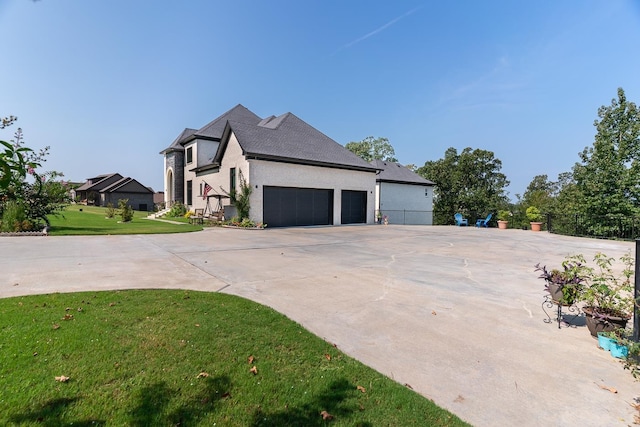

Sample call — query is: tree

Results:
[572,88,640,233]
[0,117,69,230]
[417,147,510,225]
[345,136,398,162]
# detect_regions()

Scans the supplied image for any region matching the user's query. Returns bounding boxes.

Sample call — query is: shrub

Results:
[497,210,511,221]
[118,199,134,222]
[526,206,543,222]
[168,202,187,217]
[105,203,115,218]
[1,200,26,232]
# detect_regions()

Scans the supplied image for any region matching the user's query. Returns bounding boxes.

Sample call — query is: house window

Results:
[230,168,236,193]
[186,180,193,205]
[186,147,193,164]
[425,188,429,197]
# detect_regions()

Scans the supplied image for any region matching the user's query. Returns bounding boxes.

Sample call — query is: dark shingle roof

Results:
[371,160,435,185]
[222,113,377,172]
[160,105,261,154]
[160,128,197,154]
[195,104,261,139]
[75,173,123,191]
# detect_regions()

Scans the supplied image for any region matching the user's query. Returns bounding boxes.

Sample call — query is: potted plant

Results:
[534,254,586,306]
[581,252,634,337]
[497,210,511,229]
[525,206,543,231]
[598,329,629,359]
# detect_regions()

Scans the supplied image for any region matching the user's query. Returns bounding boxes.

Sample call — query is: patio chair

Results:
[190,208,204,225]
[454,213,468,226]
[475,213,493,227]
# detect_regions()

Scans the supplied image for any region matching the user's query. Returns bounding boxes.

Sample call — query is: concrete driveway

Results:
[1,225,638,426]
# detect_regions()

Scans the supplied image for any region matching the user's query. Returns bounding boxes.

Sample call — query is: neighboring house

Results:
[371,160,435,225]
[160,104,379,227]
[75,173,154,211]
[153,191,165,208]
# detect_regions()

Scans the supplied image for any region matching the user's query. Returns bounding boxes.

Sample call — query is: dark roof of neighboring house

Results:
[371,160,435,186]
[101,177,154,194]
[76,174,153,194]
[75,173,123,191]
[218,113,377,172]
[159,104,261,154]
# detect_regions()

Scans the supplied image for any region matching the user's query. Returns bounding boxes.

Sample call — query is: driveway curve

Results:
[1,225,638,426]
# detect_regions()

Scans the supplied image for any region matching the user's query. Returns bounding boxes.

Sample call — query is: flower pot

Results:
[597,333,615,351]
[583,306,629,337]
[610,342,629,359]
[530,222,543,231]
[497,220,508,229]
[546,283,576,305]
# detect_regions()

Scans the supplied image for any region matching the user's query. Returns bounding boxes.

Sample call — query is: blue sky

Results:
[1,1,639,198]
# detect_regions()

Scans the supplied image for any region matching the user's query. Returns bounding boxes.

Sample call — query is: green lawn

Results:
[47,205,202,235]
[0,290,468,426]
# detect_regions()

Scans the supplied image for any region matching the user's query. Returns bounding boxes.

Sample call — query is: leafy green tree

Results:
[0,117,68,230]
[417,147,510,225]
[572,88,640,233]
[345,136,398,162]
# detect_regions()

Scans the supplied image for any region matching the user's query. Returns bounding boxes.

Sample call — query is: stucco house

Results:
[371,160,435,225]
[160,105,379,227]
[75,173,154,211]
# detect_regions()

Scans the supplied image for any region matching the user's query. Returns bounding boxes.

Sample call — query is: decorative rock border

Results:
[0,230,47,237]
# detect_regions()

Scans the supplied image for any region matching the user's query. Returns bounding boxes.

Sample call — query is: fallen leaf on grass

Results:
[52,324,60,330]
[248,355,255,364]
[596,383,618,394]
[55,375,69,382]
[356,385,366,393]
[109,302,116,307]
[320,410,333,420]
[324,353,331,361]
[195,323,200,327]
[197,372,209,378]
[249,366,258,375]
[62,314,73,321]
[33,352,38,357]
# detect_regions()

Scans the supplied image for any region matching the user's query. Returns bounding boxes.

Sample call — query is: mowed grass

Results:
[0,290,468,426]
[47,205,202,235]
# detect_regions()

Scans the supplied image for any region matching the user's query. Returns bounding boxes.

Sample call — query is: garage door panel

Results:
[264,186,333,227]
[341,190,367,224]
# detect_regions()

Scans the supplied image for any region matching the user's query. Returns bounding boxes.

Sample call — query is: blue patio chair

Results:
[454,213,468,226]
[475,213,493,227]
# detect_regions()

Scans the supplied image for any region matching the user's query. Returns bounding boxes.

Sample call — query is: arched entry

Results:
[166,169,174,204]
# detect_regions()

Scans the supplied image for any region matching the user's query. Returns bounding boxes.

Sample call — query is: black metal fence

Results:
[547,213,640,240]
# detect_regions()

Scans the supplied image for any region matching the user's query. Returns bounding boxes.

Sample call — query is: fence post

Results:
[635,239,639,342]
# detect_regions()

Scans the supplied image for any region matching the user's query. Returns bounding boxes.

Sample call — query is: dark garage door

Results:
[263,186,333,227]
[341,190,367,224]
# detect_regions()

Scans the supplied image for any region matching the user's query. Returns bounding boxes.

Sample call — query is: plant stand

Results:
[542,294,581,329]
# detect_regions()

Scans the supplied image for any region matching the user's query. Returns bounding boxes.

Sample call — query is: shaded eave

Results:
[244,152,379,173]
[377,178,435,186]
[189,163,220,174]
